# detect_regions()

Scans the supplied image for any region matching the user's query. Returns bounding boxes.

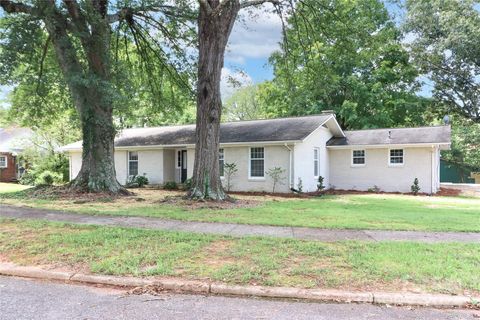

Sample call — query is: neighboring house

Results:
[60,114,451,194]
[0,127,34,182]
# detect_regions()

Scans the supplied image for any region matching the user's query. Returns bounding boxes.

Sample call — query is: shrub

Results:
[164,181,178,190]
[19,171,37,186]
[368,185,380,193]
[183,178,193,190]
[135,175,149,187]
[411,178,421,195]
[297,177,303,193]
[317,176,325,192]
[223,162,238,192]
[34,170,63,186]
[125,176,139,188]
[266,167,286,193]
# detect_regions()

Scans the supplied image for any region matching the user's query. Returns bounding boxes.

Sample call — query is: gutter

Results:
[326,142,451,149]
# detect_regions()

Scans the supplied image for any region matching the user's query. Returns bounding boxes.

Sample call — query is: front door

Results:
[180,150,187,183]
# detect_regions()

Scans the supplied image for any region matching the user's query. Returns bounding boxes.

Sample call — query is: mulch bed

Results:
[436,187,462,197]
[17,185,129,203]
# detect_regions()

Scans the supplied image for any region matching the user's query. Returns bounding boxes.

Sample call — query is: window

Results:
[177,151,181,168]
[0,156,6,168]
[313,148,320,177]
[249,147,264,178]
[352,150,366,165]
[389,149,404,165]
[219,148,225,177]
[128,151,138,176]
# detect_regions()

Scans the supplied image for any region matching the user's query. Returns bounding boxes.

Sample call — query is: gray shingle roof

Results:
[327,125,451,147]
[0,127,34,153]
[61,115,333,150]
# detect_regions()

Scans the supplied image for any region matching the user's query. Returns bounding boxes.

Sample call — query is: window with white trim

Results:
[128,151,138,176]
[0,156,6,168]
[389,149,404,165]
[249,147,264,178]
[352,150,365,165]
[313,148,320,177]
[177,151,181,168]
[219,148,224,177]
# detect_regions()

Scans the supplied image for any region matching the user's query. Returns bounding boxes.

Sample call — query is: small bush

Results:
[297,177,303,193]
[183,178,193,190]
[266,167,286,193]
[135,175,149,187]
[164,181,178,190]
[411,178,421,195]
[317,176,325,192]
[368,185,380,193]
[34,170,63,186]
[19,171,37,185]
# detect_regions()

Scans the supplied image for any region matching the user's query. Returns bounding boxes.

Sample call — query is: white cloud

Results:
[226,8,283,64]
[220,67,253,99]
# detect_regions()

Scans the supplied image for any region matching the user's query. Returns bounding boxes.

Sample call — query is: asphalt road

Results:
[0,276,477,320]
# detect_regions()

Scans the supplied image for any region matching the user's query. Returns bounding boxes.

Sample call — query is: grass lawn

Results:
[0,219,479,295]
[1,185,480,232]
[0,182,32,194]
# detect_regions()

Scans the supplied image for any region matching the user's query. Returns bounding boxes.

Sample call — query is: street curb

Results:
[0,263,478,307]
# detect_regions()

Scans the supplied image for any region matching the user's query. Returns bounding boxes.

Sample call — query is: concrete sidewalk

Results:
[1,204,479,243]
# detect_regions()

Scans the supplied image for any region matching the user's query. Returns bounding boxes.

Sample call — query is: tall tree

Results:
[261,0,426,129]
[189,0,278,200]
[0,0,193,193]
[404,0,480,122]
[223,84,265,121]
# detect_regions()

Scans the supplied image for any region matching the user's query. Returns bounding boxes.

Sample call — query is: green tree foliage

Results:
[0,0,196,193]
[0,11,195,131]
[404,0,480,122]
[262,0,427,129]
[223,85,265,121]
[442,117,480,170]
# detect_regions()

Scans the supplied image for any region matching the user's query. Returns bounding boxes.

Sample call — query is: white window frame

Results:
[248,147,265,180]
[313,148,320,177]
[351,149,366,167]
[389,148,404,166]
[219,148,225,178]
[128,151,139,176]
[0,155,7,168]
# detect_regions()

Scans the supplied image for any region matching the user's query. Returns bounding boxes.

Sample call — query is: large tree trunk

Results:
[70,96,124,193]
[41,2,125,193]
[189,0,240,200]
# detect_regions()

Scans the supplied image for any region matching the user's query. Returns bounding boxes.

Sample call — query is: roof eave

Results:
[326,142,451,149]
[61,140,304,152]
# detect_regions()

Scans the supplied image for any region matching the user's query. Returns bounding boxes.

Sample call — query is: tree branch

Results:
[240,0,280,9]
[0,0,34,14]
[198,0,213,15]
[63,0,91,37]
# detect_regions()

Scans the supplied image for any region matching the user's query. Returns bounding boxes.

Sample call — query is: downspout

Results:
[431,145,435,194]
[284,143,293,189]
